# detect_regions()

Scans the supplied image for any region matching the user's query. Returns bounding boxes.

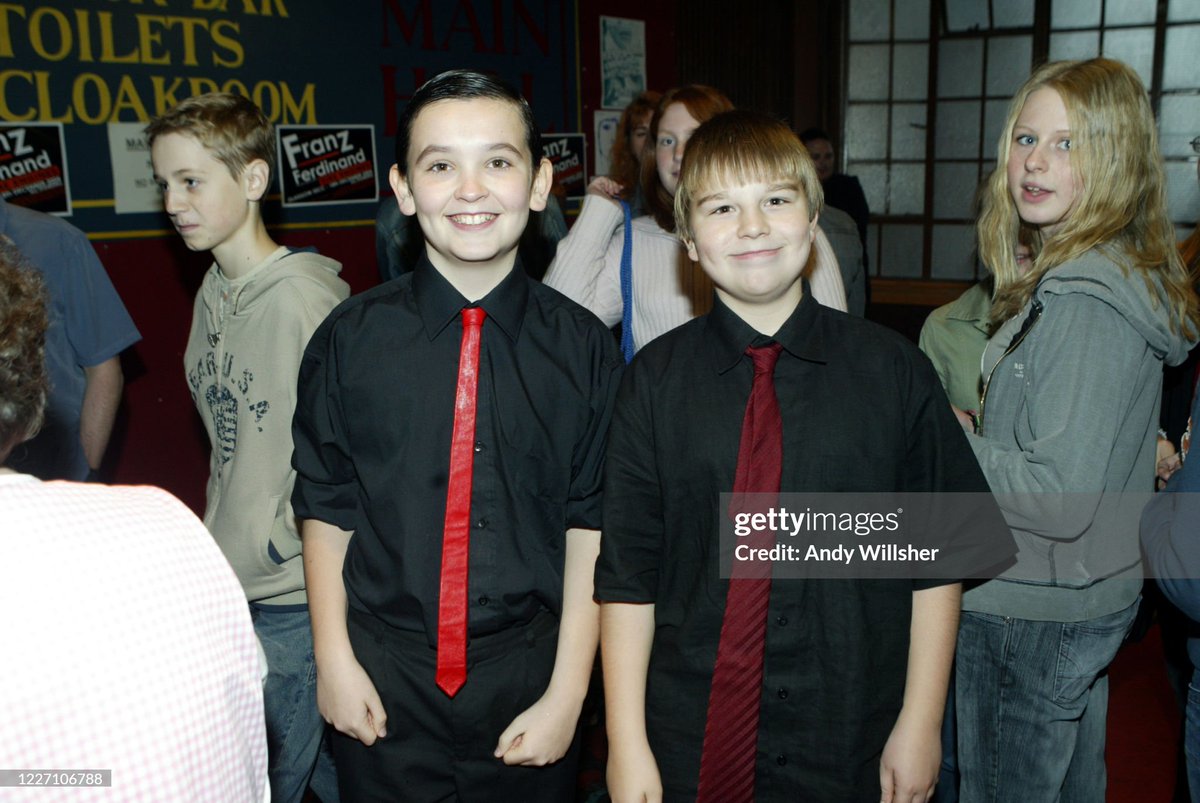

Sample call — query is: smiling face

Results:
[1006,87,1080,238]
[393,97,551,279]
[150,131,264,264]
[684,174,816,321]
[655,103,702,197]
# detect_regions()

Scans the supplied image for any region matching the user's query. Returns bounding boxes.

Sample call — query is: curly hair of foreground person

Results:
[0,236,49,458]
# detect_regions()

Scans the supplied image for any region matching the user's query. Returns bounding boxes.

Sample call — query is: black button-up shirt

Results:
[292,256,622,642]
[594,288,1012,801]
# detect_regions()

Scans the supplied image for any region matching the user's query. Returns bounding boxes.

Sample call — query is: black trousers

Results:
[333,608,581,802]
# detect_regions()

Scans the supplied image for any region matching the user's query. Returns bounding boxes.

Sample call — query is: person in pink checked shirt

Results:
[0,237,268,803]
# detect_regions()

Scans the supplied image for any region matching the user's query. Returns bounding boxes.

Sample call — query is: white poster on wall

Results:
[600,16,646,109]
[107,122,161,215]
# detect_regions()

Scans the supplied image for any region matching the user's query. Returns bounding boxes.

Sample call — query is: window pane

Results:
[1169,0,1200,21]
[879,224,924,278]
[1052,0,1101,28]
[986,36,1033,96]
[845,104,889,160]
[892,103,928,159]
[852,163,889,216]
[895,0,930,39]
[1160,95,1200,157]
[849,44,892,100]
[983,99,1012,162]
[995,0,1035,27]
[1165,161,1200,224]
[889,164,926,215]
[1105,0,1156,25]
[850,0,891,40]
[933,162,982,219]
[931,224,979,280]
[944,0,988,31]
[936,101,983,159]
[1049,30,1101,60]
[893,44,929,100]
[1164,25,1200,89]
[938,39,984,98]
[1102,28,1155,88]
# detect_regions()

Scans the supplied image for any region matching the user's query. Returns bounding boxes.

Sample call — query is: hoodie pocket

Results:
[257,493,301,570]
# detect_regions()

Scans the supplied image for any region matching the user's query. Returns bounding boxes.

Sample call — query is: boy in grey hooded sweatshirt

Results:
[148,92,349,803]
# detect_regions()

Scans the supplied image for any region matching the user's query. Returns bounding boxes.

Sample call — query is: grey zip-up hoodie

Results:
[965,247,1195,622]
[184,246,349,606]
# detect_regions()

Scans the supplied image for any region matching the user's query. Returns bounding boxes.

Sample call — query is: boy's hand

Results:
[606,737,662,803]
[879,710,940,803]
[317,653,388,746]
[493,689,582,766]
[586,176,624,203]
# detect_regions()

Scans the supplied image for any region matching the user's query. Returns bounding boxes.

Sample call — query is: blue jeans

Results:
[1187,677,1200,803]
[955,601,1137,803]
[253,607,339,803]
[933,669,958,803]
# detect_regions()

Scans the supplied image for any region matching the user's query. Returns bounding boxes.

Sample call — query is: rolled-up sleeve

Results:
[564,326,624,530]
[291,314,359,532]
[594,358,664,603]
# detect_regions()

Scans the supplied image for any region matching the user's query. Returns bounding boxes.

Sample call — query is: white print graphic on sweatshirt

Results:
[187,350,271,465]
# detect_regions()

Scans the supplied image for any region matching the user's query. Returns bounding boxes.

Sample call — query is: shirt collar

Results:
[704,280,827,374]
[943,281,993,333]
[412,253,528,342]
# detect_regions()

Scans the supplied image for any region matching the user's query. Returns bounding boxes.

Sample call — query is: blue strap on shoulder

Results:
[619,199,634,363]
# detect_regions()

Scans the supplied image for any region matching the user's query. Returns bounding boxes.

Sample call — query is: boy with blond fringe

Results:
[595,110,1009,802]
[147,92,348,803]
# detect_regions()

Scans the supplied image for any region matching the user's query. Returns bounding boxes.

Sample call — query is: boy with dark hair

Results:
[798,126,870,258]
[291,69,621,802]
[147,91,349,803]
[596,110,1009,803]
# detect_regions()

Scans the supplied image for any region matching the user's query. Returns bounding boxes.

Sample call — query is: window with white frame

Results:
[843,0,1200,282]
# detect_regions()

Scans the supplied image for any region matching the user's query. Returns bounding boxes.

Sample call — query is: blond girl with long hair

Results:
[955,57,1199,802]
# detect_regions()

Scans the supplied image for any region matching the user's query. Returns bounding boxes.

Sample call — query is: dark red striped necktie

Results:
[436,306,486,698]
[696,342,783,802]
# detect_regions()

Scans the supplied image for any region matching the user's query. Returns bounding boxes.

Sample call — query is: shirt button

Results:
[777,615,788,626]
[474,441,484,453]
[776,754,787,766]
[475,518,488,529]
[777,687,789,700]
[478,595,489,606]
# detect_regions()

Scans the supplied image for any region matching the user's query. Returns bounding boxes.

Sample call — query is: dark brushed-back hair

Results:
[394,69,542,176]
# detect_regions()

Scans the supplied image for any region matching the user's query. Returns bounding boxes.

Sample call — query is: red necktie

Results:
[696,342,784,803]
[436,306,486,698]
